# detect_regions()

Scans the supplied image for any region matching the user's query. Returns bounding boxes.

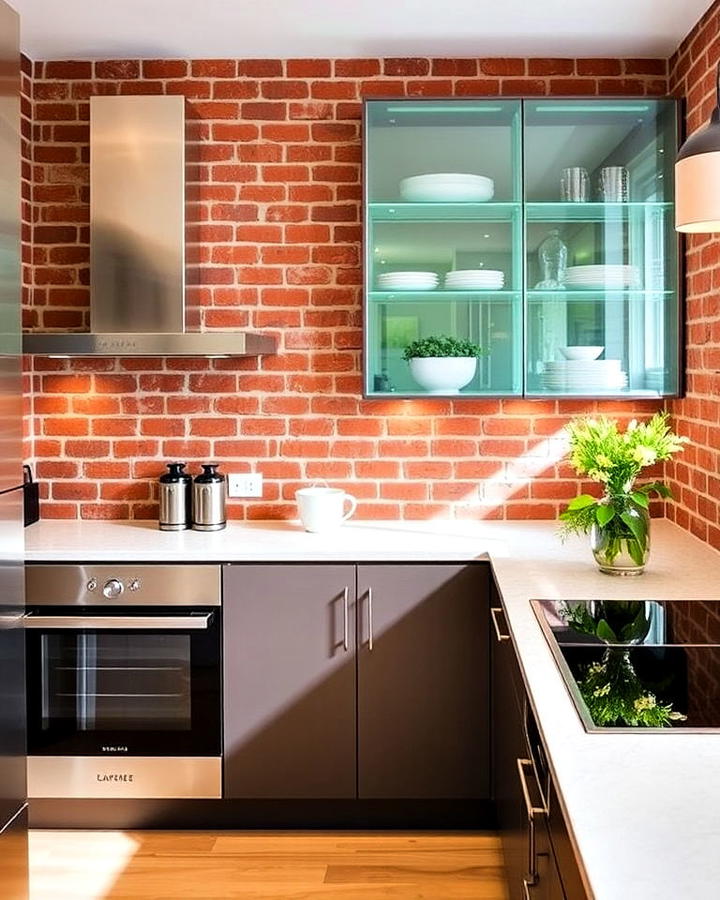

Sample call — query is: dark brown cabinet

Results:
[491,582,587,900]
[357,564,489,799]
[223,564,356,799]
[223,562,489,802]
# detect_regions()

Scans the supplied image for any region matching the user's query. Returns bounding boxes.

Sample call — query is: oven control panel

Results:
[26,564,222,607]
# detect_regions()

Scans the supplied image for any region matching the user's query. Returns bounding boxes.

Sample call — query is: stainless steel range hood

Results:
[24,95,275,357]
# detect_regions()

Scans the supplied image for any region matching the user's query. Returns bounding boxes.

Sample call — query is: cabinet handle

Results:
[343,586,349,652]
[517,757,548,886]
[522,879,533,900]
[490,606,510,642]
[367,587,373,651]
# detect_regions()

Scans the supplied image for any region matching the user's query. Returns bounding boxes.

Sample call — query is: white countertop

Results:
[25,517,720,899]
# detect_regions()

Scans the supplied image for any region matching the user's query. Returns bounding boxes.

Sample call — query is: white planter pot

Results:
[408,356,478,394]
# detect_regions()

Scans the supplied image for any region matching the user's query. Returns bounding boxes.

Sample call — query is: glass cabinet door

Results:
[364,100,523,397]
[523,99,680,398]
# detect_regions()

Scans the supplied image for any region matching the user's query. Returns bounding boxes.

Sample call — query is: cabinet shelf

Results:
[526,201,672,223]
[527,290,674,301]
[369,290,520,302]
[368,202,520,222]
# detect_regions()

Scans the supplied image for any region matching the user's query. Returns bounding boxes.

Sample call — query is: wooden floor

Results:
[30,830,509,900]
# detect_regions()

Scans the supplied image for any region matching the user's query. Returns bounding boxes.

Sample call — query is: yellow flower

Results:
[632,445,657,466]
[596,453,612,467]
[588,468,610,483]
[634,694,657,712]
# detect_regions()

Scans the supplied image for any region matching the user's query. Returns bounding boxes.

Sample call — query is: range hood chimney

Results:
[24,95,276,357]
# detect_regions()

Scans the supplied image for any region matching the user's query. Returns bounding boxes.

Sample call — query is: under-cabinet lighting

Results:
[533,105,651,113]
[48,355,71,359]
[384,105,504,113]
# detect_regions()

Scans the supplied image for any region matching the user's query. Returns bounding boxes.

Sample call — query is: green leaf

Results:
[596,619,618,642]
[639,481,672,499]
[595,505,615,526]
[626,538,645,567]
[567,494,597,510]
[620,511,647,549]
[630,491,649,509]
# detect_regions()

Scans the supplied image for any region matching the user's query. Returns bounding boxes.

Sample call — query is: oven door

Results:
[25,606,221,799]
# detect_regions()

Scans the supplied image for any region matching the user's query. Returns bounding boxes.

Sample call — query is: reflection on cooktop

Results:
[532,599,720,732]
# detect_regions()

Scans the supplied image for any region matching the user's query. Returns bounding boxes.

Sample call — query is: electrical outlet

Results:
[227,473,263,498]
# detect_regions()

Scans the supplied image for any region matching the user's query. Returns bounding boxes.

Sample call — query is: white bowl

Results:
[400,174,494,203]
[408,357,477,394]
[559,346,604,360]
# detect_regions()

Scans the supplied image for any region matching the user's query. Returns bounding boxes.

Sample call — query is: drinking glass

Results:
[597,166,629,202]
[560,167,589,202]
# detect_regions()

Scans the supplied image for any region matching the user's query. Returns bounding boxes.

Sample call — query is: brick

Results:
[140,60,187,78]
[431,59,478,76]
[212,81,259,99]
[261,80,309,99]
[238,60,284,78]
[35,103,78,121]
[95,60,140,79]
[43,416,89,436]
[577,58,622,75]
[65,439,110,459]
[480,58,526,76]
[43,61,93,79]
[241,101,287,120]
[383,58,430,76]
[529,59,574,75]
[331,59,379,77]
[192,60,236,77]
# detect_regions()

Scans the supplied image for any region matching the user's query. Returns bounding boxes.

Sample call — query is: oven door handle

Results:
[23,613,213,630]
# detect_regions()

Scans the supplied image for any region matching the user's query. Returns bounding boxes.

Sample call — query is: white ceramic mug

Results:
[295,484,358,533]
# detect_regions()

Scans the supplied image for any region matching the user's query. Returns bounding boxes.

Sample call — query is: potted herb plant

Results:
[559,412,687,575]
[402,335,483,394]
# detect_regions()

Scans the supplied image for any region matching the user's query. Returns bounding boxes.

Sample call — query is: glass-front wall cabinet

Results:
[363,98,680,398]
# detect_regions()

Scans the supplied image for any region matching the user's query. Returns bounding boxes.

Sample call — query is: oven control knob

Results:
[87,579,97,591]
[129,579,140,592]
[103,578,124,598]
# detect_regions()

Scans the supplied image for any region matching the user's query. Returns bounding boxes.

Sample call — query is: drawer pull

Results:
[490,606,510,642]
[517,757,549,885]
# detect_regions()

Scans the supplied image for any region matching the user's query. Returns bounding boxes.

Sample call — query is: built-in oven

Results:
[24,564,222,799]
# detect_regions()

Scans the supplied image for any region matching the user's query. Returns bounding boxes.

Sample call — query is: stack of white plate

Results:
[376,271,439,291]
[444,269,505,290]
[565,265,641,290]
[399,173,494,203]
[541,359,628,392]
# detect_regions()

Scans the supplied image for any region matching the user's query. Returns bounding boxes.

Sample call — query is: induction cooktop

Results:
[532,599,720,732]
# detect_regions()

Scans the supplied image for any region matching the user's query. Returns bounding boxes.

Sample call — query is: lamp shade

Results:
[675,98,720,232]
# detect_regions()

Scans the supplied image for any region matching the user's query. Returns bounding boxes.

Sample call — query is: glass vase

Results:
[590,502,650,576]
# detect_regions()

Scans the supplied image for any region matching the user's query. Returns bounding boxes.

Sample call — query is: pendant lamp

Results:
[676,65,720,232]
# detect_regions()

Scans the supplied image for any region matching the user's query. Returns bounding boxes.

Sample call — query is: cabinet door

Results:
[357,564,489,799]
[523,98,680,399]
[491,600,528,900]
[363,98,523,398]
[223,564,356,799]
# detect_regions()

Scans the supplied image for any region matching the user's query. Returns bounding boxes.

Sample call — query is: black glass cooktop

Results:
[532,600,720,732]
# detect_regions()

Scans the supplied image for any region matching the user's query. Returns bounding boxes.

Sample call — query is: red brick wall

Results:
[25,57,669,521]
[669,3,720,550]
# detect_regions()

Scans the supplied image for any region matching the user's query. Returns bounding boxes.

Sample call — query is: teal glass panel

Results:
[367,295,522,396]
[523,99,679,398]
[364,99,523,397]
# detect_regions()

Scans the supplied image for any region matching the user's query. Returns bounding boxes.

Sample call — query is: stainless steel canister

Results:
[159,462,192,531]
[192,463,226,532]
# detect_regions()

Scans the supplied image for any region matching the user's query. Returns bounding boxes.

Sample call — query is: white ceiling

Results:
[11,0,714,61]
